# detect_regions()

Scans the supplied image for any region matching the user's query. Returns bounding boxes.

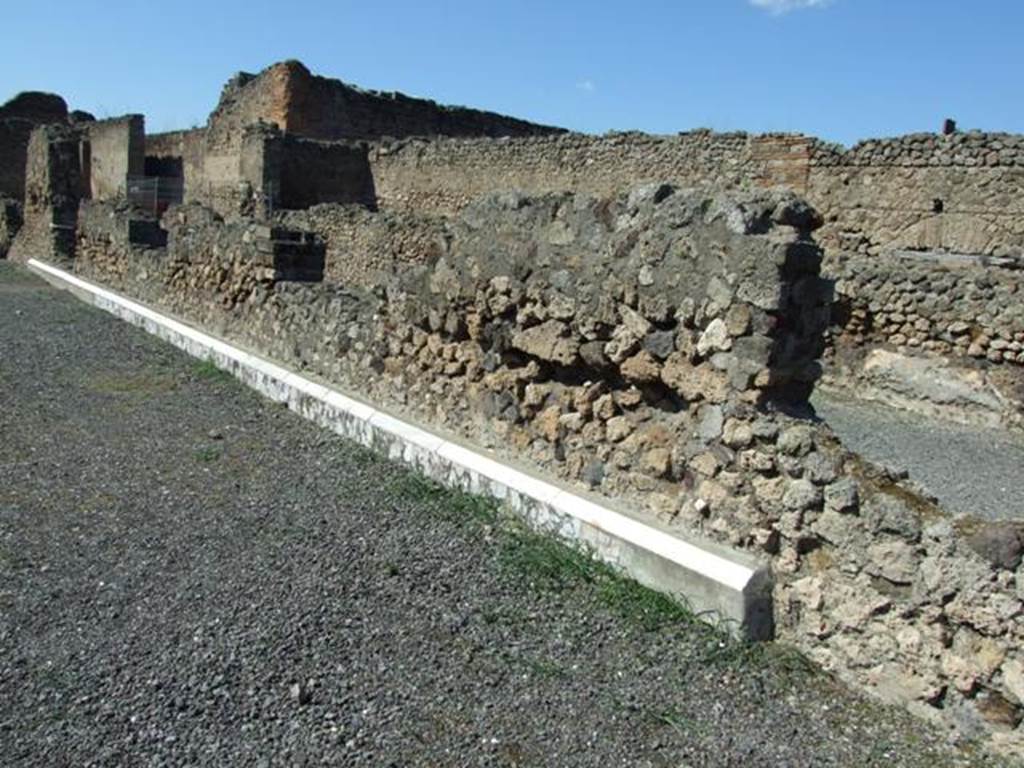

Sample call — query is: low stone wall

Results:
[275,203,448,287]
[825,251,1024,429]
[67,190,1024,757]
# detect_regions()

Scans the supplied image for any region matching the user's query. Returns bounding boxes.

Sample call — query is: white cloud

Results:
[749,0,832,15]
[576,80,596,93]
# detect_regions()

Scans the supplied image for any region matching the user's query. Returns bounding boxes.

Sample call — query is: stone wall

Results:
[208,60,565,143]
[823,251,1024,429]
[0,91,70,201]
[145,129,205,188]
[367,131,775,216]
[808,133,1024,259]
[276,203,448,287]
[84,115,145,200]
[143,125,375,219]
[270,133,375,211]
[365,129,1024,262]
[8,124,82,264]
[65,189,1024,756]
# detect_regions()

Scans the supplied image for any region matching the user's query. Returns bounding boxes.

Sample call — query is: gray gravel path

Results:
[0,262,1011,767]
[812,390,1024,522]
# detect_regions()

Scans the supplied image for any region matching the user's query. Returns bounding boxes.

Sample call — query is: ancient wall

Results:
[367,131,770,216]
[822,251,1024,429]
[8,124,82,263]
[65,188,1024,755]
[269,133,376,210]
[85,115,145,200]
[207,60,565,144]
[0,119,36,202]
[145,129,205,188]
[365,129,1024,263]
[276,203,447,287]
[809,133,1024,259]
[0,92,70,201]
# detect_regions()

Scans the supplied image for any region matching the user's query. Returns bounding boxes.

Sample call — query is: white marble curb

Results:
[28,258,774,640]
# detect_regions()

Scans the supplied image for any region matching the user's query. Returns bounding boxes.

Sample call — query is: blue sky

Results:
[2,1,1021,146]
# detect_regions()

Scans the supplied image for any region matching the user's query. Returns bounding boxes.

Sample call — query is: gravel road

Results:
[812,390,1024,522]
[0,262,1011,767]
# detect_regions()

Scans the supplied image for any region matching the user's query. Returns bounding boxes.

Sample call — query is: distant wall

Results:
[206,60,565,144]
[85,115,145,200]
[0,92,70,201]
[366,130,1024,261]
[276,203,447,286]
[367,131,779,216]
[270,134,376,210]
[808,133,1024,258]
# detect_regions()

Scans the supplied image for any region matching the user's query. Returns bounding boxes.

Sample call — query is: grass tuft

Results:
[88,371,177,396]
[193,446,221,463]
[384,465,819,678]
[388,473,499,526]
[192,359,235,384]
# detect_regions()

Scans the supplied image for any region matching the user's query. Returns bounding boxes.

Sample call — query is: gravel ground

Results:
[812,389,1024,522]
[0,261,1013,767]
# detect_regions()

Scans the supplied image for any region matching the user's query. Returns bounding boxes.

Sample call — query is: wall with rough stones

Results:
[0,92,70,201]
[143,125,375,219]
[65,188,1024,757]
[822,251,1024,429]
[367,131,793,217]
[275,204,448,287]
[269,133,376,211]
[145,129,205,189]
[365,129,1024,263]
[84,115,145,201]
[207,60,565,144]
[808,132,1024,259]
[8,124,82,264]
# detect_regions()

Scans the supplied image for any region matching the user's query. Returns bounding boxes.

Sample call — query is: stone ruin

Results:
[3,59,1024,756]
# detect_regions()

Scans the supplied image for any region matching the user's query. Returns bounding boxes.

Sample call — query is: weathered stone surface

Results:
[866,540,919,585]
[965,523,1024,571]
[511,320,579,365]
[824,477,859,513]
